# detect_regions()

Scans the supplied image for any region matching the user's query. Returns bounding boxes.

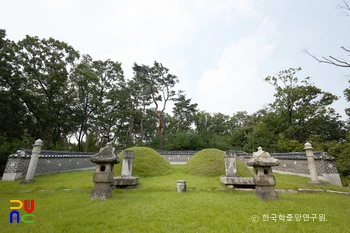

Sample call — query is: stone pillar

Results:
[177,180,186,192]
[20,139,43,184]
[224,150,237,177]
[247,147,279,200]
[304,142,323,185]
[90,143,120,200]
[113,150,139,188]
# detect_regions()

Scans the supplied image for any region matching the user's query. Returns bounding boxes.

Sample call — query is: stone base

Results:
[113,176,138,188]
[220,176,255,188]
[19,179,35,184]
[2,172,23,181]
[308,181,324,185]
[323,174,342,186]
[255,186,278,200]
[91,186,112,200]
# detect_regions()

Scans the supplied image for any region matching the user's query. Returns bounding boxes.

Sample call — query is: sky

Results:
[1,0,349,118]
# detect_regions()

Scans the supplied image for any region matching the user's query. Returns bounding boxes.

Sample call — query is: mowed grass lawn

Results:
[0,165,349,233]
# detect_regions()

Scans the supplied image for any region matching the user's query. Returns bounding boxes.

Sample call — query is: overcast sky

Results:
[1,0,349,118]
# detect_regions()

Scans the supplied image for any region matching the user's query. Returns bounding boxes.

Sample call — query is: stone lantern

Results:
[90,142,120,200]
[247,147,279,200]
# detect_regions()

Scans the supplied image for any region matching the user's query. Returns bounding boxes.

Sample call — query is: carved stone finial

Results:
[304,142,313,150]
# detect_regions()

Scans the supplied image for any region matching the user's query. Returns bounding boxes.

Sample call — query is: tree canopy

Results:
[0,28,349,185]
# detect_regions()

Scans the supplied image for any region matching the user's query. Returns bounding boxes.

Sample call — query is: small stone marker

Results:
[247,147,279,200]
[20,139,43,184]
[90,142,120,200]
[304,142,323,185]
[177,180,186,192]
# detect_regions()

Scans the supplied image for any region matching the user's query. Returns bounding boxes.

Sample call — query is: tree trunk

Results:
[84,129,89,152]
[140,118,144,146]
[158,116,163,150]
[126,114,134,147]
[77,130,83,152]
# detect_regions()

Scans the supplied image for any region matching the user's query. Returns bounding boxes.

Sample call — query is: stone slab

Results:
[326,190,350,196]
[220,176,255,188]
[323,174,342,186]
[1,172,23,181]
[297,188,325,193]
[113,176,139,186]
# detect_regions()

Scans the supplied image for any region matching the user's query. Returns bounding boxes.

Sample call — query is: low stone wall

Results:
[1,148,343,186]
[157,150,248,164]
[237,151,342,186]
[2,149,95,181]
[157,150,197,164]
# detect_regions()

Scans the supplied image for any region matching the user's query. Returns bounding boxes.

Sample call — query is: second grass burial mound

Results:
[184,148,253,177]
[115,147,174,177]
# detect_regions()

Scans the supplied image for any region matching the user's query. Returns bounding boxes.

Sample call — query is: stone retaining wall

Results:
[1,148,342,186]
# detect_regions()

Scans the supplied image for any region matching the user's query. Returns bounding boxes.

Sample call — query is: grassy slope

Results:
[114,147,174,177]
[184,148,253,177]
[0,166,349,233]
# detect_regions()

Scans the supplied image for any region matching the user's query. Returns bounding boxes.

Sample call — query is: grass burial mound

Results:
[184,148,253,177]
[114,147,173,177]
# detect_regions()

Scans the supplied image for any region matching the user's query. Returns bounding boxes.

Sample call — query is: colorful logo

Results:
[9,200,35,224]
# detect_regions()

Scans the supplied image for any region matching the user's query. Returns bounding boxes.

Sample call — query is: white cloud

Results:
[102,0,195,79]
[105,0,195,46]
[195,0,262,20]
[37,0,73,8]
[198,17,276,114]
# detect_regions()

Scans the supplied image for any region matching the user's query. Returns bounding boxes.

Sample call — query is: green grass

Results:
[0,166,349,233]
[114,147,174,177]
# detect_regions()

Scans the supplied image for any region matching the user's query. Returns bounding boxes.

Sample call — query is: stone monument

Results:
[220,150,255,188]
[90,142,120,200]
[20,139,43,184]
[247,147,279,200]
[113,150,139,188]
